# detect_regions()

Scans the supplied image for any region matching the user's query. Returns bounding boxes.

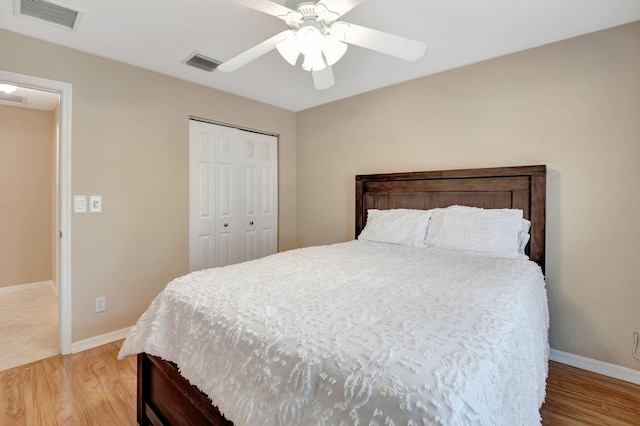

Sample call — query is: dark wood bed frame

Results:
[136,165,547,425]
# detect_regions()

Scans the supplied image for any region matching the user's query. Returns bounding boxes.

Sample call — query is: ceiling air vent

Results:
[184,52,222,72]
[17,0,82,31]
[0,93,26,105]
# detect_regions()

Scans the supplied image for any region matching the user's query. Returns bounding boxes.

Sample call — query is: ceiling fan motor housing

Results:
[293,2,317,17]
[285,0,317,13]
[282,1,339,31]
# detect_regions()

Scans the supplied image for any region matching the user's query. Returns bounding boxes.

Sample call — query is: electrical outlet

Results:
[95,296,106,312]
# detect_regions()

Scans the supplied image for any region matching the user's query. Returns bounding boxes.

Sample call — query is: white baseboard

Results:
[71,327,132,354]
[550,349,640,385]
[0,280,55,295]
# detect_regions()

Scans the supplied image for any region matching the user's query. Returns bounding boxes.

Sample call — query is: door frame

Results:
[0,70,73,354]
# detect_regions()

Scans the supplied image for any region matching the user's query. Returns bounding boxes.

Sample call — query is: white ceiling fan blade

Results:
[230,0,298,20]
[312,66,335,90]
[317,0,368,18]
[341,23,426,62]
[218,30,294,72]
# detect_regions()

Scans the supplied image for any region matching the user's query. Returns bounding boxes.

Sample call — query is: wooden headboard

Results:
[355,165,546,269]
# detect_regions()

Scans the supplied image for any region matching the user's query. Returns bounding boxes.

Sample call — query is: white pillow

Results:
[424,205,525,258]
[358,209,432,247]
[518,219,531,257]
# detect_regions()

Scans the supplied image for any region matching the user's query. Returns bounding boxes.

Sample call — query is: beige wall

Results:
[0,29,297,341]
[296,22,640,371]
[0,105,54,287]
[1,21,638,373]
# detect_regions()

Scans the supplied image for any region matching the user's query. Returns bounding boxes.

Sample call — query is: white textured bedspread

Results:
[119,240,549,425]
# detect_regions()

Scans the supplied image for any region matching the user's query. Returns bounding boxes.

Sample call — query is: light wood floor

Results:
[0,284,59,371]
[541,361,640,425]
[0,341,136,425]
[1,342,638,425]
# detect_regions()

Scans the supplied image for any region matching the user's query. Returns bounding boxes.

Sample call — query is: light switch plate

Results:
[89,195,102,213]
[73,195,87,213]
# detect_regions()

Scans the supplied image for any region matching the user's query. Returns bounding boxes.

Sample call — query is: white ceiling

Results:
[1,0,639,112]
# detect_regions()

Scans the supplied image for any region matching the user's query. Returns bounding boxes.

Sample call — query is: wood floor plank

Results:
[0,367,27,425]
[41,356,77,425]
[30,362,58,425]
[1,344,639,425]
[67,344,136,426]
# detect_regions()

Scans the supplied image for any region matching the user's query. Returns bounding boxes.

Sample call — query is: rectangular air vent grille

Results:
[0,93,26,104]
[19,0,81,30]
[185,53,222,72]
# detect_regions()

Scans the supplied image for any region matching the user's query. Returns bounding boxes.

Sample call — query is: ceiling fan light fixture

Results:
[322,35,347,66]
[298,25,326,71]
[225,0,427,89]
[301,48,326,71]
[275,35,301,66]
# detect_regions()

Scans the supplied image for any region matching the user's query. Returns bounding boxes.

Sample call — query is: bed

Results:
[119,165,548,426]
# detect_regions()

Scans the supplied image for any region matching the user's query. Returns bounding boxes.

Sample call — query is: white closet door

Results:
[212,124,243,266]
[238,131,278,261]
[189,120,216,271]
[189,120,278,271]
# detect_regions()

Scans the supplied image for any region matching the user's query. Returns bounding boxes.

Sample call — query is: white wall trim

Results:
[71,327,132,354]
[0,69,73,355]
[550,349,640,385]
[0,280,54,294]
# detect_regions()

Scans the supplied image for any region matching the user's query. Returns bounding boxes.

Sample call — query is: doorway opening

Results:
[0,70,72,362]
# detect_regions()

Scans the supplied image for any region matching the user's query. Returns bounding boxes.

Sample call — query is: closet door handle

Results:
[249,221,254,226]
[223,223,229,227]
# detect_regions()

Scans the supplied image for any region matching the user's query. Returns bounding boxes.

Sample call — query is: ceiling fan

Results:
[217,0,426,90]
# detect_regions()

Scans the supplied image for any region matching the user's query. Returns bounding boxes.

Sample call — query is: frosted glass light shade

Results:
[276,36,301,66]
[322,36,347,66]
[302,48,326,71]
